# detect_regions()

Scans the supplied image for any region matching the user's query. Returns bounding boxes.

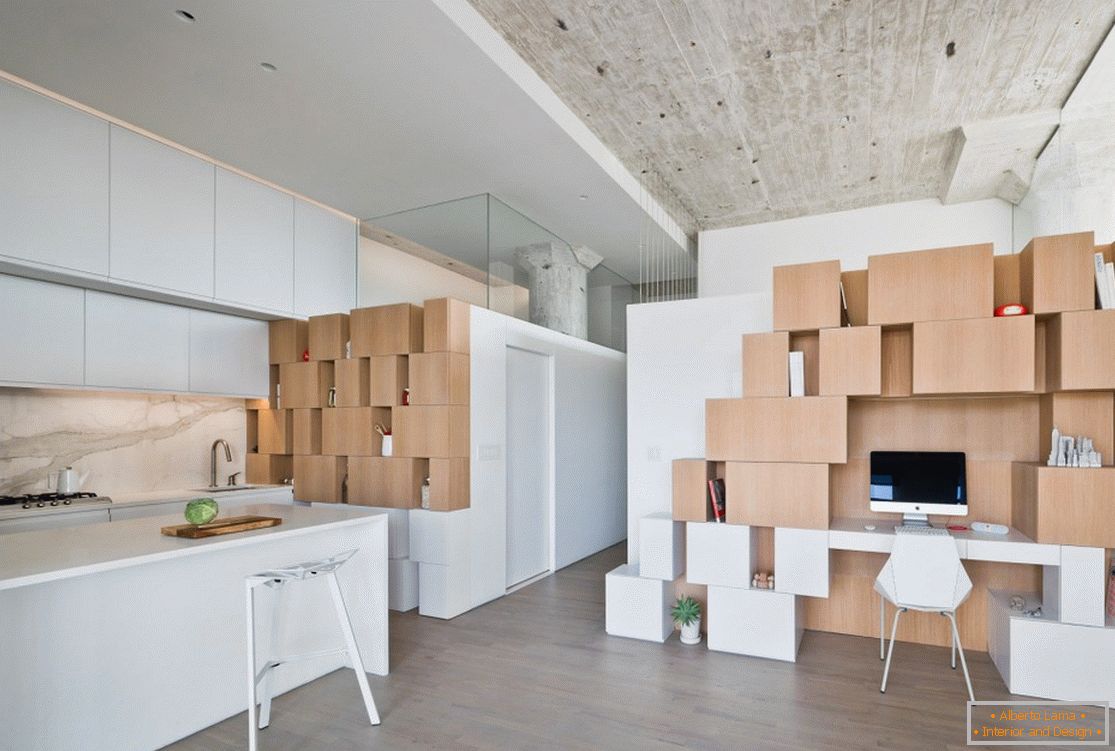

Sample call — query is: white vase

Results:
[381,435,393,457]
[680,617,702,645]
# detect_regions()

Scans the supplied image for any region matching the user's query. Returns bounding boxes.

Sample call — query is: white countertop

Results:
[0,503,385,591]
[109,484,290,506]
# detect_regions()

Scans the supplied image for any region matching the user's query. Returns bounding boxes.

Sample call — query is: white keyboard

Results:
[895,525,950,536]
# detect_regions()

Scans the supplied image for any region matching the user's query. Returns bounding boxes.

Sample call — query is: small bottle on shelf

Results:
[402,387,411,406]
[420,477,431,510]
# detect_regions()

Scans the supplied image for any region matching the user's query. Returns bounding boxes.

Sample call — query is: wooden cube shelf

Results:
[1019,232,1096,315]
[789,332,819,396]
[819,326,881,396]
[268,319,308,364]
[269,365,280,408]
[994,253,1021,309]
[773,260,841,332]
[672,459,715,522]
[348,456,428,508]
[292,408,322,456]
[278,361,334,409]
[293,455,346,503]
[370,355,408,406]
[429,458,470,511]
[880,327,913,397]
[351,303,424,356]
[392,405,469,458]
[742,332,788,397]
[408,352,470,405]
[246,408,259,453]
[424,297,470,353]
[334,358,370,407]
[724,462,829,529]
[308,313,349,361]
[257,409,293,455]
[841,269,868,326]
[246,453,292,485]
[1038,392,1114,465]
[1012,464,1115,548]
[1046,310,1115,390]
[912,315,1035,394]
[868,243,993,325]
[321,406,391,456]
[705,397,847,463]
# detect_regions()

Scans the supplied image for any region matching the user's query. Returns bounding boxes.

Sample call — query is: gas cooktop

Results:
[0,492,110,510]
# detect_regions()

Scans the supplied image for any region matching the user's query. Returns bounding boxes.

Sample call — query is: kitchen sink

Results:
[190,485,259,494]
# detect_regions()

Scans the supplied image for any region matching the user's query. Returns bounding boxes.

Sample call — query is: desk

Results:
[828,518,1061,565]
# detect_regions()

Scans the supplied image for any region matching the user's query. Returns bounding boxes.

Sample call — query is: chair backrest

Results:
[876,534,972,610]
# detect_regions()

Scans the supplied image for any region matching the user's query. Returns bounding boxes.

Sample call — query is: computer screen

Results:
[869,451,967,514]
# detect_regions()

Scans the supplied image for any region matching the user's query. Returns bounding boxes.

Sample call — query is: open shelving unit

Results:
[611,231,1115,693]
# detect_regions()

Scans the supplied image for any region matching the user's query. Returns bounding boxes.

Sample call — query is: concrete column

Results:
[514,241,603,339]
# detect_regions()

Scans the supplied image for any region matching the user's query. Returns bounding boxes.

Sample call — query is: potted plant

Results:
[672,595,702,645]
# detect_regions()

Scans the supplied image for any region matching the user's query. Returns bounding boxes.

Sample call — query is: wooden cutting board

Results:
[161,515,282,538]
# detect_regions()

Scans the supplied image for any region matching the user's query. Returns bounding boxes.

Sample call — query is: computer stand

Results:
[898,513,931,530]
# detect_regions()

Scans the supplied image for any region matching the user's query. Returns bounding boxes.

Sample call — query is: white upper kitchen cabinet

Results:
[188,309,268,396]
[214,168,294,313]
[0,274,84,386]
[294,199,357,316]
[0,80,109,275]
[84,291,189,392]
[109,127,215,297]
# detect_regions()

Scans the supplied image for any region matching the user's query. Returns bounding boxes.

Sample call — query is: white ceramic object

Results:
[680,616,702,645]
[380,434,393,457]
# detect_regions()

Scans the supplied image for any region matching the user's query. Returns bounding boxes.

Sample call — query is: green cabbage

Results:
[184,498,219,525]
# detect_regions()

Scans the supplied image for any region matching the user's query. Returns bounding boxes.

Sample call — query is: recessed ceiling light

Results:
[260,62,278,72]
[174,9,195,22]
[578,194,588,201]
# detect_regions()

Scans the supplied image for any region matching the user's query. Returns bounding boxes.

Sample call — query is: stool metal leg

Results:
[246,580,259,751]
[880,607,904,693]
[879,594,885,660]
[326,571,381,725]
[258,581,286,730]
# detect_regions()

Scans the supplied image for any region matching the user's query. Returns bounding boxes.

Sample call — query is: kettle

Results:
[48,466,88,494]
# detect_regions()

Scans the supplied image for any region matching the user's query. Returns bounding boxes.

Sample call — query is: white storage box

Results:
[418,561,471,619]
[707,585,803,662]
[605,564,673,642]
[686,522,754,588]
[1046,545,1105,627]
[388,557,419,612]
[409,508,470,567]
[638,512,685,580]
[774,527,829,598]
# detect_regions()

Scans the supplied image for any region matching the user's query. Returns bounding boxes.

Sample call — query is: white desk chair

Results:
[874,529,975,701]
[245,549,380,751]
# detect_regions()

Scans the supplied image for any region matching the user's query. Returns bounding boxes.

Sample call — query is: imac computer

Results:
[869,451,967,528]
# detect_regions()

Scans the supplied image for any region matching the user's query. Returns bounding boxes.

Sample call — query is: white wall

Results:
[358,236,488,307]
[470,306,626,604]
[698,198,1015,298]
[625,294,771,563]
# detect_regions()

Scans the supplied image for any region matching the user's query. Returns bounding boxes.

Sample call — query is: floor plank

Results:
[164,543,1030,750]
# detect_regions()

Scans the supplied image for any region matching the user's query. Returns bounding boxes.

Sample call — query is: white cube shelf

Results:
[686,522,754,588]
[1046,546,1105,627]
[605,564,673,642]
[360,506,410,559]
[409,508,470,567]
[774,527,829,598]
[707,585,803,662]
[418,561,471,619]
[389,557,419,612]
[638,512,685,580]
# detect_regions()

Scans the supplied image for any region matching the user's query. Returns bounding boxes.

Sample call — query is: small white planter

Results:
[679,617,702,645]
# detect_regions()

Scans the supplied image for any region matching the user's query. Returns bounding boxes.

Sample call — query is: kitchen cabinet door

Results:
[84,291,189,391]
[0,274,84,386]
[214,169,294,313]
[188,309,269,396]
[0,80,109,275]
[109,126,215,297]
[294,199,356,316]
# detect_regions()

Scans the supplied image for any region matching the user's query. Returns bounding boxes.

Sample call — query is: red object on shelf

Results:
[402,388,411,406]
[994,303,1028,317]
[946,524,969,531]
[302,349,310,362]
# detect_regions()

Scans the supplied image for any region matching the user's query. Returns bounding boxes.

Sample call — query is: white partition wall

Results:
[626,294,771,562]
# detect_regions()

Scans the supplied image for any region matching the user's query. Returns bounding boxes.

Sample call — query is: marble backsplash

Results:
[0,387,245,496]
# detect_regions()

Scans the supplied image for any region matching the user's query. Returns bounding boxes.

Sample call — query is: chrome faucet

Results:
[211,439,232,488]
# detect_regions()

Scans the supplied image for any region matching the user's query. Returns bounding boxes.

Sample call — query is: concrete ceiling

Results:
[469,0,1115,231]
[0,0,686,283]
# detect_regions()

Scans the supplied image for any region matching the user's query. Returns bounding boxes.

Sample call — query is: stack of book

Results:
[707,478,726,522]
[1095,252,1115,309]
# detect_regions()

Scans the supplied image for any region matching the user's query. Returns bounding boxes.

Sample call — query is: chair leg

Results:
[944,611,974,702]
[246,580,259,751]
[326,572,381,726]
[258,581,285,730]
[879,594,885,660]
[949,615,956,670]
[880,607,904,693]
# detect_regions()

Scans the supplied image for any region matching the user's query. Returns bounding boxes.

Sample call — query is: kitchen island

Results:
[0,503,388,751]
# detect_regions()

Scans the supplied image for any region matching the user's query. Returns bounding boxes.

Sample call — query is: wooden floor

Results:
[165,543,1031,751]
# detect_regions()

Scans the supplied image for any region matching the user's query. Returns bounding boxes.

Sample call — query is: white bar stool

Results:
[245,548,380,750]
